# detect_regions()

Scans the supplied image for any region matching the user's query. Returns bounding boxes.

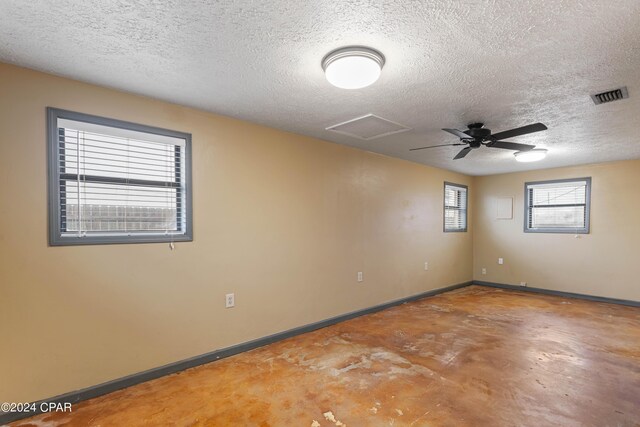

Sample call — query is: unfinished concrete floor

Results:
[11,285,640,426]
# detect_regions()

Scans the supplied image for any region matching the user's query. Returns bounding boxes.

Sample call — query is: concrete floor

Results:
[11,285,640,426]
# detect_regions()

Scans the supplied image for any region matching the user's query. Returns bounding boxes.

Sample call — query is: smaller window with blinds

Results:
[47,108,192,245]
[444,182,468,232]
[524,178,591,233]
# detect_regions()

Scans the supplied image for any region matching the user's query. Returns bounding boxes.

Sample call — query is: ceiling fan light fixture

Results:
[322,46,385,89]
[514,148,548,162]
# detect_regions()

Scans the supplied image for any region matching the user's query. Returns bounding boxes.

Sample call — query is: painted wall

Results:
[0,63,473,403]
[473,160,640,301]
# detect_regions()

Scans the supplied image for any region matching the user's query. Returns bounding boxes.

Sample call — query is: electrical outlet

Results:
[424,262,429,271]
[520,282,527,287]
[357,272,363,282]
[225,293,235,308]
[498,258,504,265]
[482,268,487,275]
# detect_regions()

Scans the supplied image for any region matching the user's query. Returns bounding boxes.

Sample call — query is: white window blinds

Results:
[444,183,468,232]
[48,108,192,245]
[525,178,591,233]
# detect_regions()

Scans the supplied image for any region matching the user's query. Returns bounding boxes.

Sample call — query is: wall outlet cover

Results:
[225,293,235,308]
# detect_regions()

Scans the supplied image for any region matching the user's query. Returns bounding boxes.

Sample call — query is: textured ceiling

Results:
[1,0,639,175]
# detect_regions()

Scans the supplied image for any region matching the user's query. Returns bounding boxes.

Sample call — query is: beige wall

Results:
[473,160,640,301]
[0,63,473,403]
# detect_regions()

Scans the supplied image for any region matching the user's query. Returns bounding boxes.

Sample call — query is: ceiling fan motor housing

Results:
[464,123,490,148]
[465,123,491,139]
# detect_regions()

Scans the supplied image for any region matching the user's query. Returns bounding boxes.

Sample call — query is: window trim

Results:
[523,177,591,234]
[47,107,193,246]
[443,181,468,233]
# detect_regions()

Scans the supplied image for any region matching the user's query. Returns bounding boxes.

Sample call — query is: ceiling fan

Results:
[410,122,548,160]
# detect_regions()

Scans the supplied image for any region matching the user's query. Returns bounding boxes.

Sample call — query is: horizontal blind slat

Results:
[61,165,178,180]
[60,153,180,169]
[60,143,180,161]
[61,132,183,152]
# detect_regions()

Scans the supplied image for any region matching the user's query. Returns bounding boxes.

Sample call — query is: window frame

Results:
[443,182,468,233]
[523,177,591,234]
[47,107,193,246]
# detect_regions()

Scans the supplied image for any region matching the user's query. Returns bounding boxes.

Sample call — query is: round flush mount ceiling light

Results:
[514,148,548,162]
[322,46,385,89]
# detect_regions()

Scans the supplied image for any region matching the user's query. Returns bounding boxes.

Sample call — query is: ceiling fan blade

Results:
[409,143,466,151]
[443,128,472,139]
[487,140,536,151]
[490,123,547,140]
[453,147,472,160]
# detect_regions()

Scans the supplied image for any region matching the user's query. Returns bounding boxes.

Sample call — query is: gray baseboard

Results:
[0,281,471,425]
[473,280,640,307]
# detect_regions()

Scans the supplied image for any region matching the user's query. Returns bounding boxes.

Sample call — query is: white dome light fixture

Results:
[322,46,385,89]
[514,148,548,162]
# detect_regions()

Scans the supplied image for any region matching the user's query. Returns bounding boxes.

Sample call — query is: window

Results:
[444,182,468,232]
[524,178,591,233]
[47,108,192,245]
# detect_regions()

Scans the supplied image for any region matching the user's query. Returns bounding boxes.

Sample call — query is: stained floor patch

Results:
[9,286,640,426]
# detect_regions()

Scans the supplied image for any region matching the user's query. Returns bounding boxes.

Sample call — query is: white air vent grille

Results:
[326,114,411,140]
[591,86,629,105]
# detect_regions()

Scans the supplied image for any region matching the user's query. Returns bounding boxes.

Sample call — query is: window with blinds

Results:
[47,108,192,245]
[444,182,468,232]
[524,178,591,233]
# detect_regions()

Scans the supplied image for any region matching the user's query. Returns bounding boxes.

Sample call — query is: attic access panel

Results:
[326,114,411,140]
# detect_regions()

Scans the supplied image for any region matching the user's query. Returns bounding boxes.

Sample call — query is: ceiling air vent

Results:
[590,86,629,105]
